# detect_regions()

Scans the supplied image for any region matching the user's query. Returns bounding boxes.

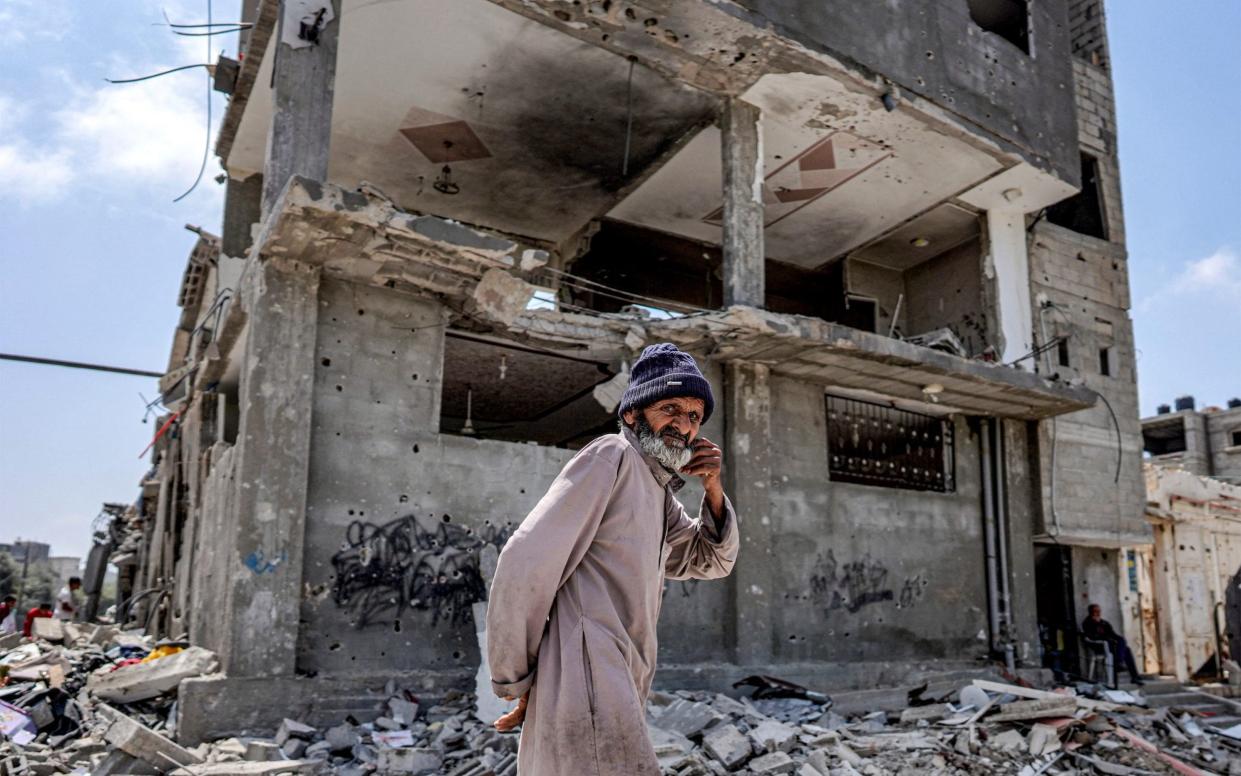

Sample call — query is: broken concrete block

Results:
[244,740,282,761]
[324,723,360,752]
[750,751,796,774]
[749,718,798,753]
[31,617,64,642]
[88,646,218,703]
[652,697,724,739]
[471,268,535,325]
[702,723,752,769]
[175,762,321,774]
[375,747,441,774]
[989,697,1077,722]
[389,698,420,725]
[92,749,160,776]
[797,765,821,776]
[274,718,317,746]
[989,729,1027,752]
[649,723,695,768]
[98,703,203,770]
[280,738,309,759]
[899,703,952,723]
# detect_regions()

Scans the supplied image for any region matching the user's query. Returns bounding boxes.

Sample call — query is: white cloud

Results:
[1137,246,1241,313]
[0,144,74,205]
[0,1,73,50]
[57,71,214,183]
[1170,247,1241,300]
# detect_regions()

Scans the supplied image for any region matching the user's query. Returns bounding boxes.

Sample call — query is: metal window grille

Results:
[826,395,954,492]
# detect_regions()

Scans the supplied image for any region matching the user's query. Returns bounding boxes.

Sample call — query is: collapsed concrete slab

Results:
[98,703,203,772]
[87,647,218,703]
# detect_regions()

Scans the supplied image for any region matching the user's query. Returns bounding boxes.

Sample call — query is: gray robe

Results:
[487,428,740,775]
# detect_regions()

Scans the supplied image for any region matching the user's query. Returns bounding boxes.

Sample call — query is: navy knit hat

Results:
[618,344,714,424]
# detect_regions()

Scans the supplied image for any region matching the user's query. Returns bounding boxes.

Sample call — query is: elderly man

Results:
[1081,604,1144,685]
[486,343,740,775]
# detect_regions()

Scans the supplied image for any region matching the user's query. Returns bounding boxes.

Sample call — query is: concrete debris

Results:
[87,646,219,703]
[5,615,1239,776]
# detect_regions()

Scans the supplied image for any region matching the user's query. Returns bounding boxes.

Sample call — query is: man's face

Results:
[624,397,705,471]
[70,581,81,591]
[1089,606,1102,621]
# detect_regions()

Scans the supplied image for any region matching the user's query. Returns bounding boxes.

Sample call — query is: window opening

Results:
[1230,430,1241,448]
[1047,153,1109,240]
[439,333,616,449]
[1057,338,1071,368]
[966,0,1030,54]
[1142,421,1187,457]
[1098,347,1112,377]
[826,394,954,492]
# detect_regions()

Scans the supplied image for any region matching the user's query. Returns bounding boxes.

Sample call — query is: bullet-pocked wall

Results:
[730,0,1078,181]
[766,377,989,665]
[296,277,734,678]
[297,278,576,677]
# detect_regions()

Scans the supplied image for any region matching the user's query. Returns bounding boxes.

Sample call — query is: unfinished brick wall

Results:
[1027,8,1146,547]
[1067,0,1109,69]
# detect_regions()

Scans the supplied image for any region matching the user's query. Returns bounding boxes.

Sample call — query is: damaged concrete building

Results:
[113,0,1149,740]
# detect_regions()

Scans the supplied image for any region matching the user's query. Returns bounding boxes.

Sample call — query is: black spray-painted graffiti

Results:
[331,514,509,629]
[809,550,927,614]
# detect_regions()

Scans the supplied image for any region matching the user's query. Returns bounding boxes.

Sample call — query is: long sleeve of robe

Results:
[486,430,739,776]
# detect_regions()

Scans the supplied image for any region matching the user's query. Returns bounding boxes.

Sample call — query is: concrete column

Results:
[223,256,320,677]
[723,360,774,666]
[720,99,765,308]
[1181,413,1211,476]
[986,209,1034,368]
[262,0,341,216]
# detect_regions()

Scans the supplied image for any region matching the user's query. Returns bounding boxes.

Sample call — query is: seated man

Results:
[1081,603,1144,685]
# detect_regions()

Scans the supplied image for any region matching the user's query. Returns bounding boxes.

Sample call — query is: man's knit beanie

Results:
[618,343,714,423]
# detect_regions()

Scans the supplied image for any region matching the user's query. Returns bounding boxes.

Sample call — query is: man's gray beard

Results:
[633,415,693,472]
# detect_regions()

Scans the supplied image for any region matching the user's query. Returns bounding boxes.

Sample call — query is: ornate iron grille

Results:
[825,395,954,492]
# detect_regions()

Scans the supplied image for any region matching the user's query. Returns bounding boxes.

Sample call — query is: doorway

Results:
[1034,544,1079,681]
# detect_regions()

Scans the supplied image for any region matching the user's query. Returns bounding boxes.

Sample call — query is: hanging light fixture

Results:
[461,387,476,435]
[433,165,460,195]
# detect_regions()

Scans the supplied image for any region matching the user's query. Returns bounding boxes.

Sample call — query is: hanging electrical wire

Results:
[172,0,215,203]
[105,63,210,84]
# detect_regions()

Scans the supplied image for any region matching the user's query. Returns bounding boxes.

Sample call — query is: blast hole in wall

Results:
[412,444,420,454]
[393,620,402,633]
[322,358,332,367]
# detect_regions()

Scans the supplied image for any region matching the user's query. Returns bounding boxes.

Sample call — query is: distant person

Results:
[0,595,17,633]
[55,577,82,621]
[1081,604,1144,685]
[22,603,53,637]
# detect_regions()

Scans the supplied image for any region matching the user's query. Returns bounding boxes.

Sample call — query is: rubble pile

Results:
[2,620,1240,775]
[644,676,1241,775]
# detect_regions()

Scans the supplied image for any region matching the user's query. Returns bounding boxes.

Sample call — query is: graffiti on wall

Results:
[809,550,926,614]
[331,514,509,629]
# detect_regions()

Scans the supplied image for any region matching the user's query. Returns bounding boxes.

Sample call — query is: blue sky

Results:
[1,1,1238,560]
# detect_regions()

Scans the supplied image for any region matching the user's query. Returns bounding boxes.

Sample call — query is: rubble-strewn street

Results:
[3,620,1240,774]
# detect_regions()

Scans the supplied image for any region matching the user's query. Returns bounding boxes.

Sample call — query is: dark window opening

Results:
[1047,154,1109,240]
[967,0,1030,54]
[564,219,885,334]
[1230,430,1241,447]
[826,395,954,492]
[1098,347,1112,376]
[439,333,616,449]
[1142,421,1187,457]
[1057,338,1071,367]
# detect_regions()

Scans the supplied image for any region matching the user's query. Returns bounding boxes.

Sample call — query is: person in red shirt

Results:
[22,603,53,638]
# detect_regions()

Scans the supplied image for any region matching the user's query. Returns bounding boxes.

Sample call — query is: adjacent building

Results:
[1142,396,1241,484]
[107,0,1148,740]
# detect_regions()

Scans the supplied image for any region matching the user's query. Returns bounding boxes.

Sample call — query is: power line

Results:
[0,353,162,379]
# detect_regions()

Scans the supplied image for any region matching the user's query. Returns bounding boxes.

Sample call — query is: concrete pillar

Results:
[223,256,320,677]
[261,0,341,216]
[1181,413,1211,476]
[986,209,1034,368]
[720,99,765,308]
[723,361,774,666]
